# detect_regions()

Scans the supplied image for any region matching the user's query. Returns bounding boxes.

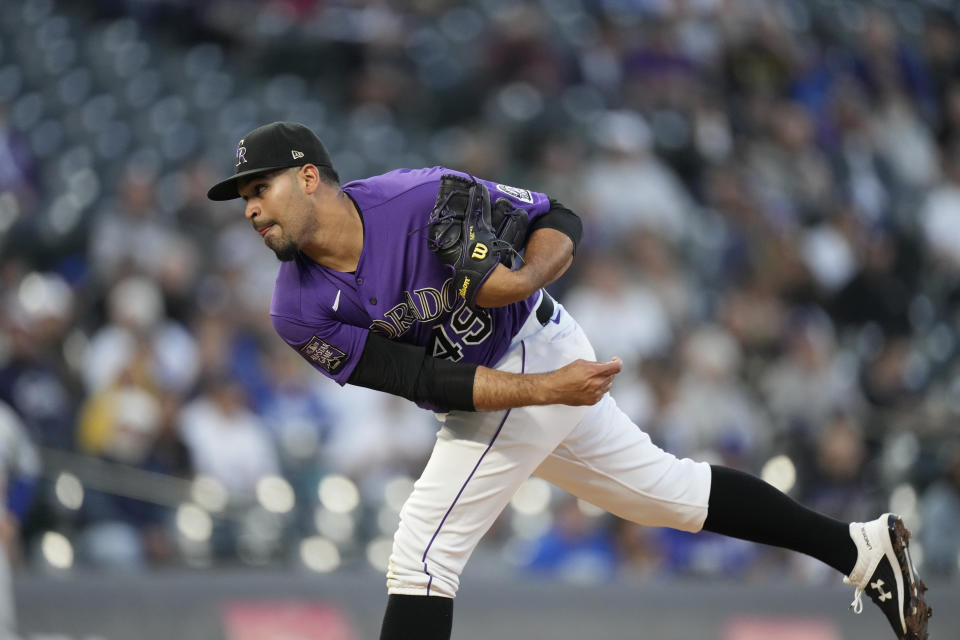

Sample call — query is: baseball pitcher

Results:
[208,122,931,640]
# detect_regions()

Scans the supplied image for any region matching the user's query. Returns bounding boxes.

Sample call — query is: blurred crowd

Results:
[0,0,959,588]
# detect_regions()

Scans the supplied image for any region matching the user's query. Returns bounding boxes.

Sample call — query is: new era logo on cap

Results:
[206,122,334,201]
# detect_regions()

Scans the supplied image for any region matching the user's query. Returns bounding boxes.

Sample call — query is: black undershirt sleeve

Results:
[345,198,579,410]
[346,332,478,411]
[529,198,583,254]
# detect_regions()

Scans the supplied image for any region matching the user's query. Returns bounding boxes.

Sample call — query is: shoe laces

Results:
[843,574,865,614]
[848,584,865,614]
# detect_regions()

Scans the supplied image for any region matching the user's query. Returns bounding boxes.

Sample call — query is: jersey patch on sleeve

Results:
[299,336,348,373]
[496,183,534,204]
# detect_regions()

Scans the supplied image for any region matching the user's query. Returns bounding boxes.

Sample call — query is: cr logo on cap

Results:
[235,139,248,167]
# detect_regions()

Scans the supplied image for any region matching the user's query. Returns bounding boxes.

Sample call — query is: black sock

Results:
[702,465,858,575]
[379,594,453,640]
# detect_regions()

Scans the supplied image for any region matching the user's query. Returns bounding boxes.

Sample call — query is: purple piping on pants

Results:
[421,341,528,595]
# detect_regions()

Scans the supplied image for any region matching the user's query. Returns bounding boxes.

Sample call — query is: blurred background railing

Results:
[1,0,960,636]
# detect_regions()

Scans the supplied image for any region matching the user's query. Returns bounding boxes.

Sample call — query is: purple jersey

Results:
[270,167,552,400]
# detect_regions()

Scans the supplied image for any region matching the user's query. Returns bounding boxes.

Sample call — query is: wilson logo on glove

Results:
[417,174,530,309]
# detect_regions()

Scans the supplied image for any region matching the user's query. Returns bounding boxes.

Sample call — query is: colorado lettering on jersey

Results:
[369,278,493,361]
[371,278,458,338]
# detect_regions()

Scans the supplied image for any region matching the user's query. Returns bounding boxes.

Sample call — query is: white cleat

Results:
[844,514,932,640]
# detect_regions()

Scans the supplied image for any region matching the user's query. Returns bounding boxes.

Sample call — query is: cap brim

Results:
[206,165,291,201]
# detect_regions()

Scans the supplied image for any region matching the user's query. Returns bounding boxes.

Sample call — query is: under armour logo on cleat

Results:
[871,579,892,602]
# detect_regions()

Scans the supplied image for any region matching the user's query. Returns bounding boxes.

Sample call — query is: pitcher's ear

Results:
[299,164,320,195]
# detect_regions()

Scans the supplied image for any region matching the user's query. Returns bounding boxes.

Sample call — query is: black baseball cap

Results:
[206,121,334,201]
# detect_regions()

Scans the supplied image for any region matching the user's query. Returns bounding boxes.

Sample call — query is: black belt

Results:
[535,290,555,326]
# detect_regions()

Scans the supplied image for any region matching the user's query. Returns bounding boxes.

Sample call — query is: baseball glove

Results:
[426,174,528,308]
[491,197,529,270]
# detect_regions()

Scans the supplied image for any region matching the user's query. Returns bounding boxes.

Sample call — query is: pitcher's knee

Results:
[386,552,460,598]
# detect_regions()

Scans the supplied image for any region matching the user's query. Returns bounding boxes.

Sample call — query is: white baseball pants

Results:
[386,294,712,598]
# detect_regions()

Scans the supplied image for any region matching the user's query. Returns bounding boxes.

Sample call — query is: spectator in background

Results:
[0,269,78,449]
[718,0,799,104]
[178,374,279,500]
[580,110,693,246]
[829,227,914,337]
[920,443,960,578]
[799,215,858,297]
[257,343,334,464]
[519,497,618,583]
[923,12,960,120]
[648,525,759,580]
[87,166,176,284]
[801,414,870,521]
[622,230,693,327]
[921,144,960,275]
[189,306,272,404]
[433,125,511,188]
[659,325,768,469]
[0,400,40,635]
[788,413,871,583]
[78,348,163,468]
[527,136,588,216]
[563,254,673,364]
[320,383,437,487]
[746,100,835,225]
[852,7,935,122]
[177,373,280,559]
[256,342,335,531]
[76,352,175,569]
[152,235,202,327]
[760,310,862,439]
[482,4,563,98]
[173,157,234,244]
[822,80,892,225]
[83,275,199,396]
[696,163,776,294]
[936,82,960,151]
[0,104,37,227]
[562,253,671,426]
[859,337,919,412]
[716,273,790,354]
[208,218,283,334]
[870,93,940,195]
